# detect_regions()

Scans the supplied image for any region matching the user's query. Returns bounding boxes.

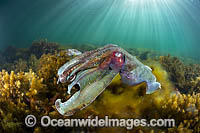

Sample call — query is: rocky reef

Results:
[159,55,200,94]
[0,40,200,132]
[0,39,61,72]
[29,39,60,58]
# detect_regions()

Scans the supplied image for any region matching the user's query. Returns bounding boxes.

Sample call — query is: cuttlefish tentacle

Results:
[55,44,161,116]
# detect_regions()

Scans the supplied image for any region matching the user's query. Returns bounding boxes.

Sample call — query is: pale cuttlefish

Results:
[55,44,161,116]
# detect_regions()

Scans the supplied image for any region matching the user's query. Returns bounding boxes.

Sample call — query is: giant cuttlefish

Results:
[55,44,161,116]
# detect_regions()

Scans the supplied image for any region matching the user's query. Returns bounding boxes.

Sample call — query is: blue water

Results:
[1,0,200,60]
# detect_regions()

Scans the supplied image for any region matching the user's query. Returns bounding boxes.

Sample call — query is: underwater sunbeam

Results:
[1,0,200,59]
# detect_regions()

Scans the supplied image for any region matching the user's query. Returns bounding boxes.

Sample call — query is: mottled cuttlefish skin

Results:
[55,44,161,116]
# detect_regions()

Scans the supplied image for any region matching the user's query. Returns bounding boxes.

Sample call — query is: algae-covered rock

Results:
[159,55,200,94]
[2,45,29,63]
[30,39,60,58]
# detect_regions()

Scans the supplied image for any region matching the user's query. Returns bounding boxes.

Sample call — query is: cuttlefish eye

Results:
[68,75,76,82]
[112,51,124,67]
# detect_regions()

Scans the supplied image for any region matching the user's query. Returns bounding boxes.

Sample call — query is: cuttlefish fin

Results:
[146,81,161,94]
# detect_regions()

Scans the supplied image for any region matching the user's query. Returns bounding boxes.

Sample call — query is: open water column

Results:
[0,0,200,60]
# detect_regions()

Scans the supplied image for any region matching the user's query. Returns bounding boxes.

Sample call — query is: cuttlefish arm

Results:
[55,68,118,116]
[55,44,161,116]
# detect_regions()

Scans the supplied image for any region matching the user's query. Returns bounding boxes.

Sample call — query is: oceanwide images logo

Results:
[25,115,175,129]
